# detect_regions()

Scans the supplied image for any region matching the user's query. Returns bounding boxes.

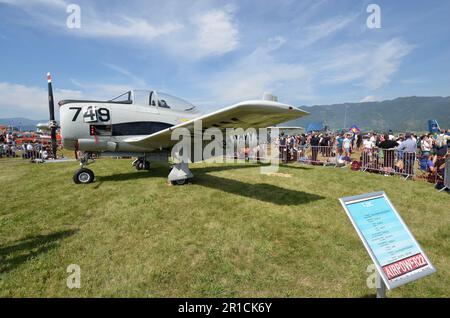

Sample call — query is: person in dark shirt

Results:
[310,134,321,163]
[378,134,399,174]
[378,134,398,150]
[310,134,320,146]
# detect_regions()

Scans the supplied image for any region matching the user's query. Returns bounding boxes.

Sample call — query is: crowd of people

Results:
[0,130,53,160]
[278,129,450,157]
[3,126,450,190]
[276,128,450,189]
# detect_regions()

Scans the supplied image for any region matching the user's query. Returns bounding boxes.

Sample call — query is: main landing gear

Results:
[132,157,150,171]
[73,152,95,184]
[72,152,194,186]
[168,162,193,185]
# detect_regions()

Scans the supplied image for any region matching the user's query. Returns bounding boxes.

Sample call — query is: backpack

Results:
[351,161,361,171]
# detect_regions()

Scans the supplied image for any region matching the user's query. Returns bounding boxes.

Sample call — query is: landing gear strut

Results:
[73,152,95,184]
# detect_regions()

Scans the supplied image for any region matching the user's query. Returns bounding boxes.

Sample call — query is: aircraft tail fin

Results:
[428,119,441,134]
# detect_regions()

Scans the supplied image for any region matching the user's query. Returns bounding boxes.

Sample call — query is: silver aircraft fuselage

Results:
[59,90,201,153]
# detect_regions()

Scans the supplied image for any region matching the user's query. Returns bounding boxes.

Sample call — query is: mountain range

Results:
[285,96,450,132]
[0,117,46,131]
[1,96,449,132]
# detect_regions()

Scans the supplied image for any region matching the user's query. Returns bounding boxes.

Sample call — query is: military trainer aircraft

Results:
[45,73,308,184]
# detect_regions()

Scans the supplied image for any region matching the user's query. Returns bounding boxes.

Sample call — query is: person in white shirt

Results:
[362,136,374,163]
[342,134,352,158]
[369,133,377,148]
[363,137,373,150]
[41,149,48,160]
[26,143,34,159]
[387,130,394,141]
[420,135,432,157]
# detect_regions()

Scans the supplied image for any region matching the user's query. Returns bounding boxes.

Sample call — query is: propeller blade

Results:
[47,72,58,159]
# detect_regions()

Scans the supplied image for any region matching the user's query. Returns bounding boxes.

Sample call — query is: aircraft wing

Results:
[123,100,308,149]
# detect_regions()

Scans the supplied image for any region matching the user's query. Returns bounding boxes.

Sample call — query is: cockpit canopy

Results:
[109,90,197,112]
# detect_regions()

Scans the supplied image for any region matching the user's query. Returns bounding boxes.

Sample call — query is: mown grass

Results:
[0,157,448,297]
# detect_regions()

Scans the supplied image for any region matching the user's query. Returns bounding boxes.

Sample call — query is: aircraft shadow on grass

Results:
[0,229,78,273]
[96,164,321,205]
[96,163,311,183]
[193,173,324,206]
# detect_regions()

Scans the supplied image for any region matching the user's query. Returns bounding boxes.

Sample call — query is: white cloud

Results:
[0,76,144,119]
[0,0,66,9]
[300,15,356,47]
[364,39,413,89]
[1,0,239,59]
[0,81,83,118]
[204,37,314,105]
[69,80,133,98]
[102,63,148,88]
[360,95,379,102]
[320,38,413,90]
[190,7,239,58]
[78,17,183,42]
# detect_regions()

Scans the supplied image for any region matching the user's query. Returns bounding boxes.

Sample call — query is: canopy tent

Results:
[349,124,360,134]
[306,122,324,133]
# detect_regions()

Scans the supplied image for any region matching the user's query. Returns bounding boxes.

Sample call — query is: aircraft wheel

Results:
[73,168,95,184]
[171,178,187,186]
[144,161,150,170]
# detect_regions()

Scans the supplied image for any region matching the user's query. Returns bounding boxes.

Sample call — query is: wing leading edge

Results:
[123,100,309,149]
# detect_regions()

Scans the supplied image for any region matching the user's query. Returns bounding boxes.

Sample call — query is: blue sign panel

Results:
[340,192,436,289]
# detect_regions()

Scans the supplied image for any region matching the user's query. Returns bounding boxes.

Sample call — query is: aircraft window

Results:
[158,100,170,108]
[156,92,196,111]
[150,91,157,106]
[133,90,151,106]
[109,91,131,103]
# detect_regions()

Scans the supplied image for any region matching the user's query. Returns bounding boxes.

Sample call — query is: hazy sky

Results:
[1,0,449,118]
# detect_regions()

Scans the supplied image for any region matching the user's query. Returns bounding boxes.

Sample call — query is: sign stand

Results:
[339,191,436,296]
[376,271,386,298]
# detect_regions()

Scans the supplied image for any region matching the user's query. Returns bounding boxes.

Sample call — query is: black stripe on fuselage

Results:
[111,121,173,136]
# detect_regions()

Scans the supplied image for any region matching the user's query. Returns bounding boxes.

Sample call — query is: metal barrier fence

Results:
[0,148,54,161]
[443,157,450,191]
[295,145,344,166]
[232,144,268,161]
[361,148,416,179]
[231,145,341,165]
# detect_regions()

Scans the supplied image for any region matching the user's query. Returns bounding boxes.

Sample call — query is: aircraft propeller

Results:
[47,73,58,159]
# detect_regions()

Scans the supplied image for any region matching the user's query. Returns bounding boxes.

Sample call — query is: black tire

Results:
[73,168,95,184]
[144,161,150,170]
[171,178,187,186]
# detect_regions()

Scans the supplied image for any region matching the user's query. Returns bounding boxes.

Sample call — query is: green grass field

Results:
[0,157,449,297]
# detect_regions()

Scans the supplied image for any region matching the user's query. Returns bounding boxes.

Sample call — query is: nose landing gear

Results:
[73,152,95,184]
[73,167,95,184]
